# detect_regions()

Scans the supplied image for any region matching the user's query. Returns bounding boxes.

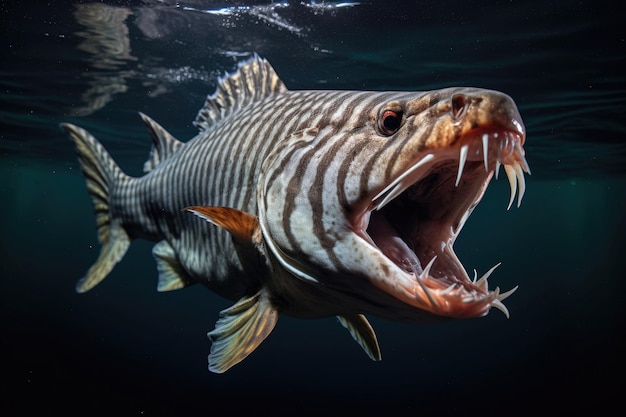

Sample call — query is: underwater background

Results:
[1,1,624,415]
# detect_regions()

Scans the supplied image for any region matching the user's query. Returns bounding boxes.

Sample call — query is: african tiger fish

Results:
[61,55,530,373]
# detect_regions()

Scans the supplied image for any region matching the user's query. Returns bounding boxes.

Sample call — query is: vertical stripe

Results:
[117,83,452,293]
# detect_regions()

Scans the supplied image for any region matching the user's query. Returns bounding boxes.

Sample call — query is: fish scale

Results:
[62,55,529,373]
[108,89,382,294]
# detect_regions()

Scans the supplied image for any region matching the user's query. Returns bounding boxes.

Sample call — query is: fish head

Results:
[258,88,529,321]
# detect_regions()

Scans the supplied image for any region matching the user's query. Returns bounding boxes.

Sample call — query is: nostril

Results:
[451,94,468,121]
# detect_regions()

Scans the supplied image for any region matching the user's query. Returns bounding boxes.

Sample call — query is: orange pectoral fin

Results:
[184,206,261,246]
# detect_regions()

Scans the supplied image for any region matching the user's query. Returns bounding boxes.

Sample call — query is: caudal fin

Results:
[61,123,131,293]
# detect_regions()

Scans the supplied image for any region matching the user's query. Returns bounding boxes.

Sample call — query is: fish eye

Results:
[378,108,403,135]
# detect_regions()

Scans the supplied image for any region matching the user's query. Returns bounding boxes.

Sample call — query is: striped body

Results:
[122,89,446,299]
[63,56,529,372]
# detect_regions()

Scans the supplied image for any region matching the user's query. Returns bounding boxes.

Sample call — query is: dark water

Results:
[1,1,625,415]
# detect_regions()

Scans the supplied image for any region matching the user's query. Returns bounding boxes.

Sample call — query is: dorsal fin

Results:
[193,55,288,133]
[139,112,184,173]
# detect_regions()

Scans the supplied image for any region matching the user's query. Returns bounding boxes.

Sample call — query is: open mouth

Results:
[353,127,530,318]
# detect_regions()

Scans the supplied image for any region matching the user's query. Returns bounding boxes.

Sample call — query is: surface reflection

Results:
[72,3,136,116]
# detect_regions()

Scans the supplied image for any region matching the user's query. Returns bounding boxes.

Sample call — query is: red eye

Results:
[380,109,402,135]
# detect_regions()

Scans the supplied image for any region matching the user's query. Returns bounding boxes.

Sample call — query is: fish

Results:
[61,55,530,373]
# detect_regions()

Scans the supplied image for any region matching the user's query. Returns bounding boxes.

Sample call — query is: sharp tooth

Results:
[439,283,457,296]
[490,285,518,318]
[514,161,526,207]
[475,262,501,290]
[504,164,518,210]
[416,279,438,308]
[373,154,434,210]
[414,256,439,308]
[472,269,478,283]
[420,256,437,279]
[482,134,489,172]
[495,159,501,180]
[515,143,532,174]
[455,145,469,187]
[462,294,477,303]
[521,157,531,175]
[496,285,518,302]
[491,299,510,318]
[375,183,403,211]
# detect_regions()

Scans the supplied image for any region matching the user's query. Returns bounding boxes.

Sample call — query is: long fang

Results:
[504,164,518,210]
[373,154,434,210]
[455,145,469,187]
[514,161,526,207]
[495,159,502,180]
[491,299,511,318]
[482,134,489,172]
[497,285,518,302]
[516,143,532,174]
[475,262,501,290]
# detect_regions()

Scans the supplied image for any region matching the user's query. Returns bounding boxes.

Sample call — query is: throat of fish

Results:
[367,208,424,275]
[353,125,529,308]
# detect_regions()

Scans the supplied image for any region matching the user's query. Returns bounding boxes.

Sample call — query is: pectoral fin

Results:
[153,241,194,291]
[184,206,261,247]
[207,289,279,373]
[337,314,382,361]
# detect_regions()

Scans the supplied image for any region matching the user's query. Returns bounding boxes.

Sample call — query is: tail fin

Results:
[60,123,131,293]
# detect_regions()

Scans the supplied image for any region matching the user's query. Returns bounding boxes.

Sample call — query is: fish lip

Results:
[350,126,528,318]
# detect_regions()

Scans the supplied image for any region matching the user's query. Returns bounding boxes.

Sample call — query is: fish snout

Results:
[449,90,526,144]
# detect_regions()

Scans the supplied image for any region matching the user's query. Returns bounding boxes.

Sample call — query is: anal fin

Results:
[337,314,382,361]
[208,289,279,373]
[153,241,194,291]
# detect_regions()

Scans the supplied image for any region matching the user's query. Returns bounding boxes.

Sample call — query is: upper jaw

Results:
[350,124,529,319]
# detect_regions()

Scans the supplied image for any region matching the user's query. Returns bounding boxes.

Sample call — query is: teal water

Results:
[2,1,625,415]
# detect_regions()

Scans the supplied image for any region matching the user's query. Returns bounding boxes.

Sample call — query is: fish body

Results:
[62,56,529,372]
